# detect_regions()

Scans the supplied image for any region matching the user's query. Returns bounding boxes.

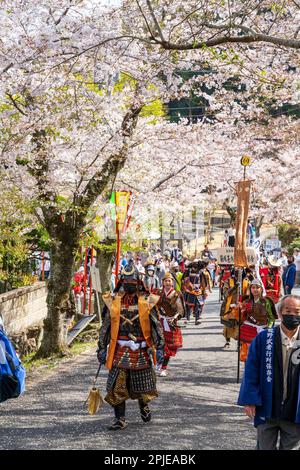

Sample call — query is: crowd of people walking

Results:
[94,242,300,450]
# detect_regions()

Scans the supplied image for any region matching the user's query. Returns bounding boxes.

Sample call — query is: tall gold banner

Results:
[234,180,251,267]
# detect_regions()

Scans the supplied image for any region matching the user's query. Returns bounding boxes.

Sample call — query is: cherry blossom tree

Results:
[121,0,300,50]
[0,0,298,357]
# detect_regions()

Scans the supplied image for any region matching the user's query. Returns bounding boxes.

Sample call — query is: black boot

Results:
[109,402,127,431]
[138,399,151,423]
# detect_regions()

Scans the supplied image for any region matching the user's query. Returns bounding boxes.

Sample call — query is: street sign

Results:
[265,239,281,253]
[215,247,258,265]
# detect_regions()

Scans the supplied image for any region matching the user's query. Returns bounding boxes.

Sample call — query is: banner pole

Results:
[237,267,243,383]
[115,222,121,284]
[83,247,88,315]
[88,246,94,315]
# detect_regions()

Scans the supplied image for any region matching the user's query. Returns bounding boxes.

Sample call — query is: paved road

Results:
[0,289,257,450]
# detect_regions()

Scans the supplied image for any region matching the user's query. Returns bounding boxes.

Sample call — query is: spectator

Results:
[207,260,216,287]
[39,252,50,280]
[247,219,256,246]
[227,224,236,247]
[247,219,254,246]
[282,256,297,295]
[294,249,300,287]
[201,244,214,260]
[279,250,288,269]
[223,229,229,247]
[238,295,300,450]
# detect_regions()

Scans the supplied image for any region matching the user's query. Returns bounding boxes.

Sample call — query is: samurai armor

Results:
[130,368,156,394]
[112,345,150,370]
[240,323,259,343]
[105,367,157,406]
[163,327,183,357]
[106,366,120,392]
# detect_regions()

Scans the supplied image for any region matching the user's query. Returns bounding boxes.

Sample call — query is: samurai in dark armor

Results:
[97,260,164,431]
[182,261,208,325]
[156,272,184,377]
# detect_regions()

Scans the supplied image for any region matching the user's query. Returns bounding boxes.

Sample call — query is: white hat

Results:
[268,256,282,267]
[250,279,263,287]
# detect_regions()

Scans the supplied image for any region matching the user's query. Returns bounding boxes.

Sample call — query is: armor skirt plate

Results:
[105,367,158,406]
[163,327,183,357]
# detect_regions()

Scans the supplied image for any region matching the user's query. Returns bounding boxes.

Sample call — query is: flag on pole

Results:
[115,191,131,233]
[122,193,136,236]
[234,180,251,267]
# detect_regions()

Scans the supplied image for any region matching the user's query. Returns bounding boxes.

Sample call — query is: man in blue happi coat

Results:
[238,294,300,450]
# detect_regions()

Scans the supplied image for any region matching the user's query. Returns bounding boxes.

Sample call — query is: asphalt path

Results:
[0,288,257,450]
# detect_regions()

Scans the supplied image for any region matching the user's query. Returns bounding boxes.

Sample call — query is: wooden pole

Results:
[115,221,121,285]
[236,267,243,383]
[83,247,88,315]
[88,246,94,315]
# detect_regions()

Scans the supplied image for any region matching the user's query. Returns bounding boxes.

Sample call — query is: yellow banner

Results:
[234,180,251,267]
[115,191,130,233]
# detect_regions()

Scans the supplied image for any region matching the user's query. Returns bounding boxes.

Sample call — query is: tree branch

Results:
[145,0,166,43]
[6,93,28,116]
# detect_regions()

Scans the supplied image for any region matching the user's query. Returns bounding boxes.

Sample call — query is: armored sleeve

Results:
[174,292,185,319]
[149,308,165,351]
[97,309,111,351]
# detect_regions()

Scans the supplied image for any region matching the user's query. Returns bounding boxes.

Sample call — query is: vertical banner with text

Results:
[234,180,251,267]
[112,191,133,279]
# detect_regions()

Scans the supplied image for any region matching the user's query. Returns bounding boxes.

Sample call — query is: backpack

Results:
[0,328,26,403]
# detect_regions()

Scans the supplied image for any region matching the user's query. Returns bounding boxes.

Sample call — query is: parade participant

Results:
[171,246,181,263]
[96,261,165,431]
[143,259,160,294]
[239,279,277,362]
[238,295,300,450]
[219,264,232,301]
[182,261,207,325]
[170,262,183,292]
[220,269,240,349]
[263,256,282,303]
[155,258,166,288]
[178,255,186,273]
[220,268,251,349]
[202,260,213,293]
[157,272,184,376]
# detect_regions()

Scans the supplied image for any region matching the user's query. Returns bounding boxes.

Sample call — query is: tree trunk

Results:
[96,245,114,292]
[254,215,264,238]
[95,243,115,314]
[35,236,78,358]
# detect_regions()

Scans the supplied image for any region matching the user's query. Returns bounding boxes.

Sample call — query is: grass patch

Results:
[22,339,97,374]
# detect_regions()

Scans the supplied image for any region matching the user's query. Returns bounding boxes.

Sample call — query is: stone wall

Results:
[0,282,47,356]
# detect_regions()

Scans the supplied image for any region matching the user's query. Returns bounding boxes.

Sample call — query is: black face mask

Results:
[123,283,137,295]
[282,315,300,331]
